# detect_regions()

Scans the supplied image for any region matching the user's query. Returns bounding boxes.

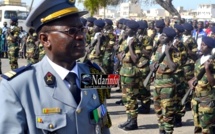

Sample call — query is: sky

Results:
[23,0,215,11]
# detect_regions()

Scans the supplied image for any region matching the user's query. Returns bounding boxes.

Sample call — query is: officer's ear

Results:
[39,33,50,48]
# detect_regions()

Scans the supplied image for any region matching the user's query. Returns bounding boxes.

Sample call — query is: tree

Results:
[154,0,181,19]
[82,0,100,16]
[79,0,181,19]
[131,0,181,19]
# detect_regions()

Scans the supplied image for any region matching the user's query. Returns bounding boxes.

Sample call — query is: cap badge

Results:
[68,0,75,4]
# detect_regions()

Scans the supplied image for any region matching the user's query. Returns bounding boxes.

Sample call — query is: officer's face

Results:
[39,14,86,64]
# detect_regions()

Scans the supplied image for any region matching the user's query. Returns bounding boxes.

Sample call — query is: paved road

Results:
[0,58,194,134]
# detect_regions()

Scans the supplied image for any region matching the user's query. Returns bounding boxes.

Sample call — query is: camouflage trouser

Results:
[8,46,19,70]
[102,52,114,98]
[192,91,215,134]
[153,77,176,134]
[121,75,140,118]
[102,52,113,74]
[137,67,151,111]
[174,82,186,118]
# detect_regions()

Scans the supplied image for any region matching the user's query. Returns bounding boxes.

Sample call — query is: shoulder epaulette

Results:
[85,60,101,71]
[1,64,32,80]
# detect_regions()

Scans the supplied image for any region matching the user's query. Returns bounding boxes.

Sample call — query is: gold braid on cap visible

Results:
[41,7,79,23]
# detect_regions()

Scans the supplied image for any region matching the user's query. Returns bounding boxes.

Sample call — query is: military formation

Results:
[0,17,45,75]
[1,14,215,134]
[78,16,215,134]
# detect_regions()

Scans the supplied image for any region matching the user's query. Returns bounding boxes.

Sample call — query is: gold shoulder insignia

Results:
[1,64,32,80]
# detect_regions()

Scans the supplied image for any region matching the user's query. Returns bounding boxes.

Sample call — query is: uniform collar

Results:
[46,56,79,80]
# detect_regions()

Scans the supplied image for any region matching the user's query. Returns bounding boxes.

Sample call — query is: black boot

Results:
[174,116,182,127]
[0,69,2,75]
[194,126,202,134]
[185,101,191,111]
[115,99,124,105]
[159,129,166,134]
[138,100,151,114]
[118,115,131,129]
[123,117,138,130]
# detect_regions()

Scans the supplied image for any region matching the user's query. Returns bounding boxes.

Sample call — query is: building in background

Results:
[119,1,142,18]
[196,4,215,20]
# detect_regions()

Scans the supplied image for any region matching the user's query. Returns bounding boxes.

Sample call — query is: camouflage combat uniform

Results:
[38,43,45,61]
[151,44,182,134]
[191,56,215,134]
[102,32,116,98]
[7,26,20,70]
[119,37,141,121]
[136,35,153,113]
[88,33,105,66]
[26,33,39,64]
[172,38,187,126]
[182,35,198,110]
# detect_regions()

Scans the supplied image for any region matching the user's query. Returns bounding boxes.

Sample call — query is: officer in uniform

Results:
[189,36,215,134]
[182,23,198,111]
[150,27,178,134]
[7,16,20,70]
[136,20,153,114]
[117,20,141,130]
[0,0,111,133]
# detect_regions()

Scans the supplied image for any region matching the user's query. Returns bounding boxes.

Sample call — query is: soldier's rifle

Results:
[143,51,166,88]
[181,54,215,105]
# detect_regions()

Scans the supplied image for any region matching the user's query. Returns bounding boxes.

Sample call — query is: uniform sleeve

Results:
[0,80,27,133]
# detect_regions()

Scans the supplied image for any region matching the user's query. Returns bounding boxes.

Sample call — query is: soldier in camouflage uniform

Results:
[136,20,153,114]
[85,17,96,57]
[114,19,128,104]
[172,24,188,127]
[26,30,39,64]
[102,19,116,98]
[189,36,215,134]
[117,20,141,130]
[7,17,20,70]
[182,23,198,111]
[88,20,106,66]
[150,27,178,134]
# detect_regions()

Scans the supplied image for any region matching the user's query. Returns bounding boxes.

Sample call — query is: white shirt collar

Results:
[46,56,79,80]
[200,55,211,65]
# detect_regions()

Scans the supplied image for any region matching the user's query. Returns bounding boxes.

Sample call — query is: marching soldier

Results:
[172,24,187,127]
[117,20,141,130]
[136,20,153,114]
[7,16,20,70]
[26,31,39,64]
[150,27,179,134]
[102,19,116,98]
[88,20,106,66]
[189,36,215,134]
[182,23,198,111]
